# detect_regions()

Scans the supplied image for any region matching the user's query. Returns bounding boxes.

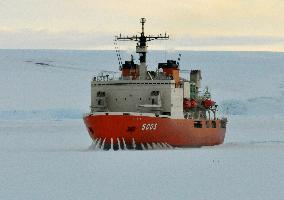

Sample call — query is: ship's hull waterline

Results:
[84,114,226,150]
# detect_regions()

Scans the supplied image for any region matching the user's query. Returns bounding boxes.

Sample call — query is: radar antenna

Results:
[116,18,169,79]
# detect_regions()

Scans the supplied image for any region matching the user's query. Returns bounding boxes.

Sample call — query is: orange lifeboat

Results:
[202,99,215,109]
[183,98,197,109]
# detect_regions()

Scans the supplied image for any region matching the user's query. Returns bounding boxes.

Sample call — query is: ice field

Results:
[0,50,284,200]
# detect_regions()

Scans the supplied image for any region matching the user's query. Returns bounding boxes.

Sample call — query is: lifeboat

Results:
[183,98,197,109]
[202,99,215,109]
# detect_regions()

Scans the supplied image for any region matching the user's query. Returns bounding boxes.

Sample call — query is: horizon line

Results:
[0,48,283,53]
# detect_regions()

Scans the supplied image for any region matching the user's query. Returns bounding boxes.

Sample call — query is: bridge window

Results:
[212,121,216,128]
[97,91,105,97]
[98,99,103,105]
[221,121,226,128]
[206,121,210,128]
[151,91,160,96]
[194,121,202,128]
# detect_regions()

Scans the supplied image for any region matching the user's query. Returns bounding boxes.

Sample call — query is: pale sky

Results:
[0,0,283,51]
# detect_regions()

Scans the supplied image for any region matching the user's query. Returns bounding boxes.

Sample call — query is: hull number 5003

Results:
[141,123,158,131]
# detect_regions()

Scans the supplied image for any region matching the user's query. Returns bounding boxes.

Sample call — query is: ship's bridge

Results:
[90,78,185,118]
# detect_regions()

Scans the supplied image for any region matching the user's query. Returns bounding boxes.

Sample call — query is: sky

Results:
[0,0,283,51]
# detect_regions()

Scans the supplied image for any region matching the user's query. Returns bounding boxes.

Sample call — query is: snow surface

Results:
[0,50,284,200]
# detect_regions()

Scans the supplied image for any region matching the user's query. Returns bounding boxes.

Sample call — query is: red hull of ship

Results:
[83,114,226,148]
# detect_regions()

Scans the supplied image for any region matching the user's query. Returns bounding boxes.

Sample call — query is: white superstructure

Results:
[91,79,187,118]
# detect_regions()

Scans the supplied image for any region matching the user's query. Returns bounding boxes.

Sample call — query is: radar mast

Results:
[116,18,169,79]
